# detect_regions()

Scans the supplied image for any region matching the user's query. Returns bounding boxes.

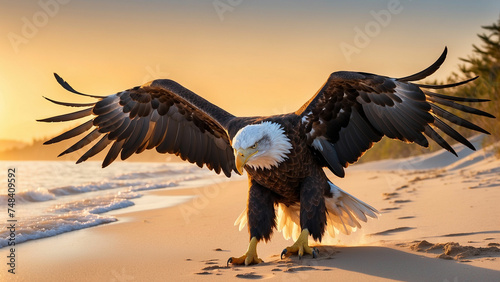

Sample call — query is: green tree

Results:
[447,17,500,144]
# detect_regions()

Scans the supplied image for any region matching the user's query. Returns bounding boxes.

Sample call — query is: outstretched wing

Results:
[298,48,495,177]
[39,74,239,177]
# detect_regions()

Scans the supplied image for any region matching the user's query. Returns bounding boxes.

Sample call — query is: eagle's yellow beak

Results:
[235,149,258,175]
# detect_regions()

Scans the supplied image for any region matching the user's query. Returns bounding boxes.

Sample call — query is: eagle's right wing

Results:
[38,74,239,177]
[298,48,494,177]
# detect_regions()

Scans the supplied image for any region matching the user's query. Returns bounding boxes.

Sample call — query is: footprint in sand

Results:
[235,272,263,279]
[383,192,399,200]
[381,207,401,212]
[368,226,414,236]
[398,216,416,220]
[285,266,317,272]
[392,199,412,204]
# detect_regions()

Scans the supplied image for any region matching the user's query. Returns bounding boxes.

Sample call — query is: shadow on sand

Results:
[213,245,500,281]
[306,246,499,281]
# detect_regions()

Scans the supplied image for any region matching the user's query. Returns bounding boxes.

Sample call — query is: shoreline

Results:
[2,163,499,281]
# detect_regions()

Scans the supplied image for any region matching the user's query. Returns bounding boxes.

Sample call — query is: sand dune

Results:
[1,140,499,281]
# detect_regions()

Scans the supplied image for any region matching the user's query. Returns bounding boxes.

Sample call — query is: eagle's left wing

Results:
[38,74,239,177]
[297,48,494,177]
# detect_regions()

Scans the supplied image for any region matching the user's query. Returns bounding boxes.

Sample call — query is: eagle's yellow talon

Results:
[280,229,316,260]
[228,237,263,266]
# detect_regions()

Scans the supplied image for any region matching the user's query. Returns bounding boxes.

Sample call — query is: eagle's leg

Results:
[227,237,262,266]
[228,180,276,266]
[280,229,319,259]
[281,174,325,259]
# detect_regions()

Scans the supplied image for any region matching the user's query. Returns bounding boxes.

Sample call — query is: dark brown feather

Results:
[397,47,447,82]
[38,108,93,122]
[44,120,93,144]
[77,134,113,163]
[58,128,101,157]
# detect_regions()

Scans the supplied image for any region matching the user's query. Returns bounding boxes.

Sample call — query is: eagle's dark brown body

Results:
[236,115,331,241]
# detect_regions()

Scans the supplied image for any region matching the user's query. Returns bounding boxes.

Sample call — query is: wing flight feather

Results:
[39,74,239,177]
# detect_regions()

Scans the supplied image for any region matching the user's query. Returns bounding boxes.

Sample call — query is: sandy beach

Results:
[2,142,500,281]
[1,1,499,281]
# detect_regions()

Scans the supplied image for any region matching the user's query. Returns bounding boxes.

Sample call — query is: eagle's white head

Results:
[232,121,293,174]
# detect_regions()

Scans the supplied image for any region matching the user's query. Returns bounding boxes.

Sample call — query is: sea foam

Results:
[0,161,229,249]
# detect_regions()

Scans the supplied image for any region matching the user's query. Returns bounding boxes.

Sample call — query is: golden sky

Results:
[1,0,499,143]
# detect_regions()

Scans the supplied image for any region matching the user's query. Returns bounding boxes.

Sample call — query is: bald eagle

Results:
[39,48,494,265]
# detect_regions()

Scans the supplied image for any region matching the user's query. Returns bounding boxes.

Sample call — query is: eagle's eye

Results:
[250,143,257,149]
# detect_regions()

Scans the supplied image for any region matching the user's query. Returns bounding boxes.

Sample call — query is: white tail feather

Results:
[233,181,379,241]
[322,181,378,239]
[234,208,248,231]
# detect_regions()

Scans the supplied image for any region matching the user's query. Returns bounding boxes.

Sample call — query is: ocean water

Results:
[0,161,232,248]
